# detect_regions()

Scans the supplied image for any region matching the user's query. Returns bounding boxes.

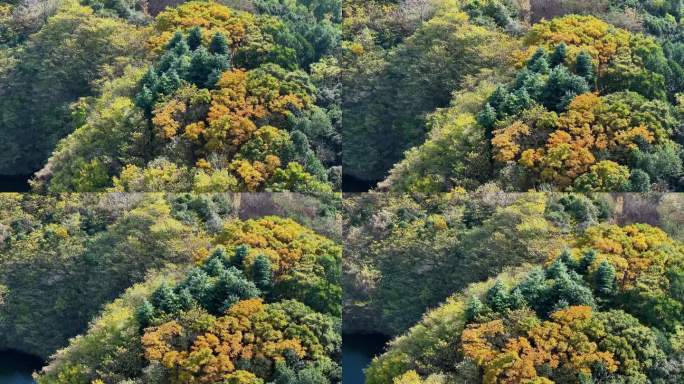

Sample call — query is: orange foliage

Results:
[142,299,307,384]
[462,307,618,383]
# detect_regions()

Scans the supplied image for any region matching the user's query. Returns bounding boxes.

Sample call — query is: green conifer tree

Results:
[253,254,273,292]
[550,43,567,67]
[596,260,616,295]
[233,245,249,268]
[486,281,510,313]
[187,26,203,50]
[575,51,595,85]
[209,32,230,55]
[465,296,485,321]
[579,249,597,274]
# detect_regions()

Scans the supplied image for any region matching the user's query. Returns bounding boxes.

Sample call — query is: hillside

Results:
[345,191,684,382]
[343,0,684,192]
[0,192,342,383]
[0,0,341,193]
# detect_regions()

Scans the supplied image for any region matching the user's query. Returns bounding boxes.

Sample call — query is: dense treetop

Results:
[353,192,684,383]
[0,0,341,193]
[345,0,684,192]
[358,195,684,383]
[0,192,342,383]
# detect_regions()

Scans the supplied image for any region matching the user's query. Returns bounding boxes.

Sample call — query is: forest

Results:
[345,191,684,383]
[0,192,342,383]
[343,0,684,192]
[7,0,684,383]
[0,0,341,193]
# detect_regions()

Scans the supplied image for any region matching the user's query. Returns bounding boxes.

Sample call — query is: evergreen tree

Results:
[486,281,510,313]
[527,47,547,68]
[517,268,548,305]
[177,287,194,310]
[135,84,154,113]
[172,37,190,57]
[559,249,578,271]
[151,282,182,314]
[291,130,310,161]
[542,66,590,111]
[166,31,184,50]
[477,103,497,136]
[579,249,597,274]
[546,258,568,279]
[465,296,484,321]
[211,268,260,314]
[206,68,222,89]
[529,57,550,74]
[253,254,273,292]
[205,246,229,273]
[550,43,567,67]
[209,32,230,55]
[630,169,651,192]
[575,50,595,85]
[136,299,154,328]
[179,268,212,305]
[157,70,181,96]
[596,260,616,295]
[488,86,507,111]
[509,288,526,309]
[203,256,226,276]
[551,298,570,313]
[305,151,328,181]
[233,245,249,268]
[187,47,213,87]
[187,26,202,50]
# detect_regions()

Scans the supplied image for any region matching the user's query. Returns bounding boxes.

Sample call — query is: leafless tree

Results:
[530,0,610,22]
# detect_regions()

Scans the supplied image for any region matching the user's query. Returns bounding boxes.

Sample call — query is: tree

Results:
[629,169,651,192]
[151,282,182,315]
[253,254,273,292]
[166,31,185,50]
[486,281,510,313]
[579,250,597,274]
[209,32,229,55]
[477,103,497,134]
[465,296,485,321]
[547,258,569,279]
[528,47,547,67]
[575,50,595,86]
[136,299,155,328]
[596,260,616,296]
[559,249,578,270]
[188,26,202,50]
[233,245,249,269]
[550,43,567,67]
[529,56,550,74]
[541,66,590,111]
[0,2,146,175]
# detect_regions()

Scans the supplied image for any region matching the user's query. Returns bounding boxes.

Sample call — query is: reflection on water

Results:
[342,174,379,193]
[0,175,31,192]
[0,351,43,384]
[342,333,389,384]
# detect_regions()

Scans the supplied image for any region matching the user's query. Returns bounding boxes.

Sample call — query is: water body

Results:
[0,351,43,384]
[343,333,390,384]
[342,174,379,193]
[0,175,32,192]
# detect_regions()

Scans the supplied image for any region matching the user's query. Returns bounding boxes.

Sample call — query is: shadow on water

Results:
[0,350,44,384]
[0,175,32,192]
[342,174,379,193]
[343,333,390,384]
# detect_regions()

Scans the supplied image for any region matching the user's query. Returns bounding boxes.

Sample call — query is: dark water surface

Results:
[342,174,379,193]
[0,351,43,384]
[0,175,32,192]
[343,333,390,384]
